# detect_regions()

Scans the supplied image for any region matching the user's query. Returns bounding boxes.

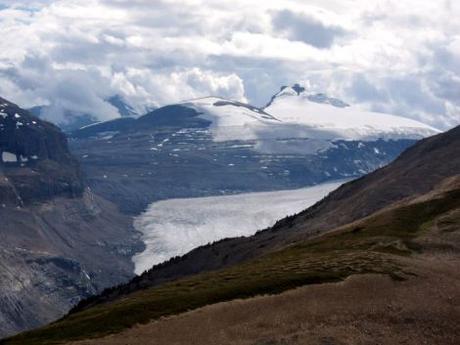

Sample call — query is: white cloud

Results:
[0,0,458,129]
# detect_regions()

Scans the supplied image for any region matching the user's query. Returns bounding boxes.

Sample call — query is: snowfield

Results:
[133,180,346,274]
[265,87,439,141]
[182,88,439,148]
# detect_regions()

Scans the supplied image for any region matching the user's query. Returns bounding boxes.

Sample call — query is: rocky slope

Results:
[5,126,460,345]
[69,87,438,214]
[0,97,141,338]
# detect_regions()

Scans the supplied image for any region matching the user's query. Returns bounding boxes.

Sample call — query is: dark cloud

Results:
[348,74,388,103]
[271,9,347,49]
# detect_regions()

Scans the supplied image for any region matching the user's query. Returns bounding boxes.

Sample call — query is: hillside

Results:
[5,125,459,345]
[5,160,460,344]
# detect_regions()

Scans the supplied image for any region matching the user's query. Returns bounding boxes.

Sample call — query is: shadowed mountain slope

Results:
[0,97,142,338]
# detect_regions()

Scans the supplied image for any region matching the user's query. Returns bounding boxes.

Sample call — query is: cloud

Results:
[111,67,246,109]
[0,0,457,130]
[271,9,347,49]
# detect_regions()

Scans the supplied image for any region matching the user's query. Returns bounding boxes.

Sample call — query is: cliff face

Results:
[0,97,142,338]
[0,96,83,207]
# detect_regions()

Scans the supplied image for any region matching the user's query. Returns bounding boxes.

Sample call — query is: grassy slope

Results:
[3,180,460,345]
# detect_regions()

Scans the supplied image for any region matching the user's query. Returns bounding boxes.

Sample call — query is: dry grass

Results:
[70,256,460,345]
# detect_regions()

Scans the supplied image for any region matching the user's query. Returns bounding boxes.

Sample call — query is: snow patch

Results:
[2,152,17,163]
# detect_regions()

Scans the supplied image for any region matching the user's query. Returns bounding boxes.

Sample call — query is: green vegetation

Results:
[4,187,459,345]
[297,188,460,255]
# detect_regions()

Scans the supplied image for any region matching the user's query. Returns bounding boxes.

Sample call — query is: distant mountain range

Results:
[69,85,438,214]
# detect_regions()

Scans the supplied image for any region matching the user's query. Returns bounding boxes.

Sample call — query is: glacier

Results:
[183,88,439,149]
[133,180,346,274]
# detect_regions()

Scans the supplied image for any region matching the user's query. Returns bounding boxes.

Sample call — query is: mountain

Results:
[28,95,139,133]
[0,97,142,338]
[6,125,459,345]
[265,84,437,140]
[107,95,138,118]
[69,88,438,214]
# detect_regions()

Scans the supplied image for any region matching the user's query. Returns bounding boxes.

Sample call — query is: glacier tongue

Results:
[132,180,346,275]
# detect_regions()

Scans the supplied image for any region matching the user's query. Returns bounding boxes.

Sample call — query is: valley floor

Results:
[70,254,460,345]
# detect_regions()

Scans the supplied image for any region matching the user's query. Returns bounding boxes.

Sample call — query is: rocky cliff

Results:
[0,96,83,207]
[0,97,141,337]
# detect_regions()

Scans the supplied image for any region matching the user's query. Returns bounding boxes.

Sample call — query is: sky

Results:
[0,0,458,129]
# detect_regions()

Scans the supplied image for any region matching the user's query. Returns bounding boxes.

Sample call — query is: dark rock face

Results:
[0,97,142,338]
[0,97,83,206]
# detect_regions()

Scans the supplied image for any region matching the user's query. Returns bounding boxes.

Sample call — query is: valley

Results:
[0,87,454,343]
[0,2,458,344]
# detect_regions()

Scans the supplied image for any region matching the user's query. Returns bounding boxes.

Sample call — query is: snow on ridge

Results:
[78,121,104,130]
[183,97,281,142]
[181,94,438,145]
[132,180,346,275]
[265,86,440,140]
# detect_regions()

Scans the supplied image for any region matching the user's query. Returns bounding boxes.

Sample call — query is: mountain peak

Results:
[279,83,305,95]
[107,95,138,118]
[269,84,350,108]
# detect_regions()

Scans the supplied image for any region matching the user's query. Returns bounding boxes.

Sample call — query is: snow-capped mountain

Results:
[172,86,438,147]
[173,91,438,154]
[265,84,438,141]
[69,86,439,214]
